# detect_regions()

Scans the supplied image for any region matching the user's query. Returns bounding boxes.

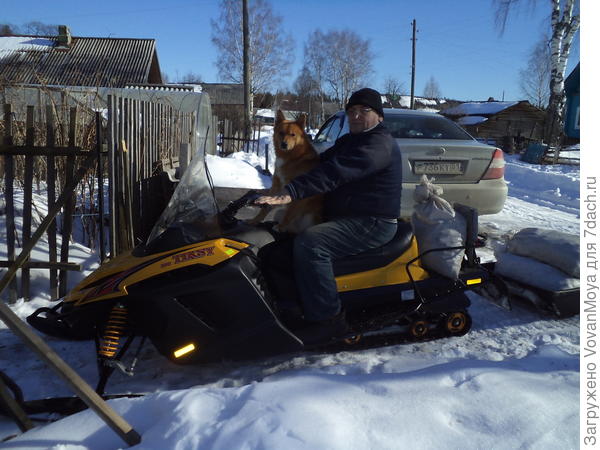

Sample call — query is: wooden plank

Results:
[116,97,126,253]
[131,100,141,241]
[0,301,141,445]
[121,141,135,248]
[107,95,117,258]
[0,261,81,270]
[96,112,106,263]
[3,104,18,303]
[0,146,92,156]
[0,205,141,446]
[21,106,35,301]
[59,107,78,298]
[140,101,146,178]
[46,105,58,300]
[0,373,34,432]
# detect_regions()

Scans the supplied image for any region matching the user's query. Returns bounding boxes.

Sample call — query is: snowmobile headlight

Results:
[173,343,196,358]
[466,278,482,285]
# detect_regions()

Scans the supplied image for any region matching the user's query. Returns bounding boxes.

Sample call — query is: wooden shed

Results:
[0,26,163,87]
[442,100,546,153]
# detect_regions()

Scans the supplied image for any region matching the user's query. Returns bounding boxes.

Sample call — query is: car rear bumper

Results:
[400,178,508,217]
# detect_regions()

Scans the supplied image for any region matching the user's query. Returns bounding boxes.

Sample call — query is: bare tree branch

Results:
[383,76,406,105]
[422,76,442,99]
[493,0,579,145]
[519,36,551,108]
[211,0,295,95]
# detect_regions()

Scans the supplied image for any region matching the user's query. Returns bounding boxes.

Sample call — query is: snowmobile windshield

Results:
[146,149,220,248]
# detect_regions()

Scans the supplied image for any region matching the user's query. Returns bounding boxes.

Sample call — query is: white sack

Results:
[495,252,580,291]
[506,228,580,278]
[411,175,466,279]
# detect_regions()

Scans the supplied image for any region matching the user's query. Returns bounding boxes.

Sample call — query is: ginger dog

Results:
[253,110,322,234]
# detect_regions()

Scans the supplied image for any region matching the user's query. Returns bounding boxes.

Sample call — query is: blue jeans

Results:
[293,216,398,321]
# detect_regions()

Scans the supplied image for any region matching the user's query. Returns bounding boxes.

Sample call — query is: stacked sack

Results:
[411,175,466,279]
[494,228,580,292]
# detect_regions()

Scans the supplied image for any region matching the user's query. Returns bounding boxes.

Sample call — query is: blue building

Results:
[564,63,580,140]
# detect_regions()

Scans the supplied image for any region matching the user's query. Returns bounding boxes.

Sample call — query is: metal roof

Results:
[199,83,244,105]
[0,35,162,87]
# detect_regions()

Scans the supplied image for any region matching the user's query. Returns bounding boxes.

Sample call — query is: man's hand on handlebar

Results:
[254,191,292,206]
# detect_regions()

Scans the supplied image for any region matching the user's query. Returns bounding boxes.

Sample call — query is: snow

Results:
[443,101,520,117]
[206,153,272,189]
[254,108,275,118]
[398,95,442,110]
[457,115,488,126]
[0,36,55,56]
[0,147,582,449]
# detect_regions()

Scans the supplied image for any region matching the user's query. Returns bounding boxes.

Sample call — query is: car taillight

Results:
[482,148,505,180]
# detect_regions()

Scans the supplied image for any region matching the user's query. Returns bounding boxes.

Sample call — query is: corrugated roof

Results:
[442,101,519,117]
[0,35,161,87]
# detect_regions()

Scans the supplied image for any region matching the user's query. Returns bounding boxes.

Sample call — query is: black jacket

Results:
[285,122,402,220]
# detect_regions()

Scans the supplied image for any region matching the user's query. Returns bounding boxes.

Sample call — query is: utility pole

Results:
[242,0,252,141]
[410,19,417,110]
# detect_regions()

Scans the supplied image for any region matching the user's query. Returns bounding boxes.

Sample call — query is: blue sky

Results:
[3,0,581,101]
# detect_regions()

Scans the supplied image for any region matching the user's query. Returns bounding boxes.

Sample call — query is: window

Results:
[384,115,473,140]
[314,117,336,144]
[314,114,347,144]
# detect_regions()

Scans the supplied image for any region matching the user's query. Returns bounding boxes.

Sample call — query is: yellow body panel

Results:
[336,236,428,292]
[65,238,249,306]
[66,235,428,307]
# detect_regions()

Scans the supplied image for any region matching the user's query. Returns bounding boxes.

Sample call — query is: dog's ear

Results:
[297,114,307,130]
[276,110,286,123]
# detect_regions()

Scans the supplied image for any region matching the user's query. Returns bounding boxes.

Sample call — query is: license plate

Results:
[414,161,464,175]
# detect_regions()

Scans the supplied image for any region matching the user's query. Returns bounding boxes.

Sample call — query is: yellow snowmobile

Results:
[27,150,498,393]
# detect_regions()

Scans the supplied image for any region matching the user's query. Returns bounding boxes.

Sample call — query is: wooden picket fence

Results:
[104,93,200,252]
[0,103,99,302]
[1,86,218,304]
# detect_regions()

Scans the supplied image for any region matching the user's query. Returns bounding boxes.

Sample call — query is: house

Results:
[382,95,459,112]
[0,26,162,87]
[254,109,309,124]
[198,83,244,123]
[441,99,546,152]
[563,63,580,141]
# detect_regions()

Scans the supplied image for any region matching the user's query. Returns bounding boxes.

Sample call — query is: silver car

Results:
[312,108,507,217]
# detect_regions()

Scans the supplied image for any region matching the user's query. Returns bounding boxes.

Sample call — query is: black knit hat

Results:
[346,88,384,118]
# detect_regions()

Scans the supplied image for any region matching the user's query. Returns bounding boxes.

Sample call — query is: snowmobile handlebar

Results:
[219,190,265,225]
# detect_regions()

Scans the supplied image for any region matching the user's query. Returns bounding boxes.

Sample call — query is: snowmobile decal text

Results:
[171,246,216,264]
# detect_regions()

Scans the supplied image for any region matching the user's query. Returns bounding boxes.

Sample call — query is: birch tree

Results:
[519,36,551,108]
[211,0,294,96]
[302,29,328,124]
[495,0,579,146]
[302,29,373,116]
[323,30,374,108]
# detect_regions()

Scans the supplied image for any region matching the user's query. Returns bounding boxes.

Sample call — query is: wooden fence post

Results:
[45,105,58,300]
[107,95,117,258]
[96,112,106,263]
[2,104,18,303]
[21,106,36,301]
[58,107,77,298]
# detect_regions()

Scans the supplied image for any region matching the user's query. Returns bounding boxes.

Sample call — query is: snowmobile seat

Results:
[333,221,414,276]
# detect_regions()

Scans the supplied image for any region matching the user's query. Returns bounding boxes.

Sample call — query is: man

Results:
[255,88,402,345]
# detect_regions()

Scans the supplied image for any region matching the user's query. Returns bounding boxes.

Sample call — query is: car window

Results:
[314,117,337,144]
[315,114,347,144]
[384,115,473,140]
